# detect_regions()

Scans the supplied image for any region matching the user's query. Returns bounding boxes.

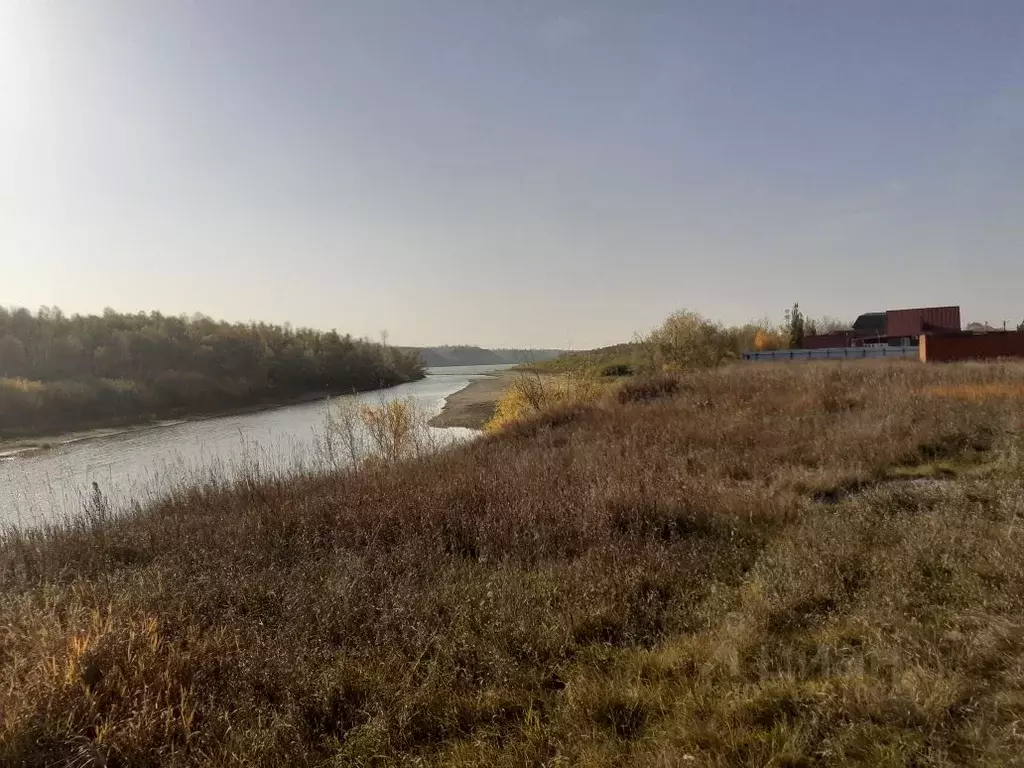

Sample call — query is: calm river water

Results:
[0,365,512,527]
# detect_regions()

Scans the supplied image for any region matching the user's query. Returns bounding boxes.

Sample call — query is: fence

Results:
[742,347,919,362]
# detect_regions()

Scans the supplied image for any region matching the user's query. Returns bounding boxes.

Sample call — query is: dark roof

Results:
[852,312,886,334]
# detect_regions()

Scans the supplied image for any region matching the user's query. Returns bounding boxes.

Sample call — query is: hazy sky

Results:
[3,2,1023,347]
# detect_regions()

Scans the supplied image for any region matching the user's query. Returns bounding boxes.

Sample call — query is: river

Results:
[0,365,512,527]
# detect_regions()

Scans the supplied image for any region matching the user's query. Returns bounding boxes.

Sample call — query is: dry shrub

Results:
[2,361,1024,766]
[485,372,603,431]
[616,373,681,404]
[601,363,634,377]
[326,394,434,465]
[640,310,736,370]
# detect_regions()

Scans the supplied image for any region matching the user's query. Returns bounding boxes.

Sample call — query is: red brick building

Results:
[800,305,961,349]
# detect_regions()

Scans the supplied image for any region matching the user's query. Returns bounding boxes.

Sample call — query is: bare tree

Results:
[816,315,853,333]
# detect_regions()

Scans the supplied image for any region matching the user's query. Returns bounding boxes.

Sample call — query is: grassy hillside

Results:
[4,362,1024,765]
[409,346,566,367]
[521,343,641,375]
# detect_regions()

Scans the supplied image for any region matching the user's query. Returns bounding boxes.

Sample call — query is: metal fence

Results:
[742,346,919,362]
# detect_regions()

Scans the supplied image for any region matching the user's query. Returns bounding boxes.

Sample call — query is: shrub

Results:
[485,372,603,431]
[640,310,735,370]
[601,363,635,377]
[616,374,681,404]
[327,394,434,465]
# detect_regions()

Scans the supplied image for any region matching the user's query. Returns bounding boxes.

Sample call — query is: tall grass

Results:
[485,371,604,431]
[2,361,1024,765]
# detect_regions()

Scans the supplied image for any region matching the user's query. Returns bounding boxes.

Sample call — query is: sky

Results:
[2,1,1023,348]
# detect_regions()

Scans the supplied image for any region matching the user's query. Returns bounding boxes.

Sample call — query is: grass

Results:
[484,371,607,431]
[520,343,642,376]
[921,381,1024,400]
[3,361,1024,765]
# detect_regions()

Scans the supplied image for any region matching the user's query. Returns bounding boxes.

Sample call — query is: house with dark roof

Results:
[799,306,961,349]
[852,312,886,336]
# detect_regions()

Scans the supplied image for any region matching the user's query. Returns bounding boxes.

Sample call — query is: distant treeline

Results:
[528,306,856,376]
[0,307,423,437]
[407,345,565,368]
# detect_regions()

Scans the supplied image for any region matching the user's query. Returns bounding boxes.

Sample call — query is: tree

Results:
[816,315,852,333]
[0,305,426,436]
[785,303,806,348]
[0,335,27,377]
[643,310,734,369]
[753,327,785,352]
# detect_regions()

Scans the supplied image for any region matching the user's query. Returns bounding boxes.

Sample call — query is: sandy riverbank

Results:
[429,371,516,430]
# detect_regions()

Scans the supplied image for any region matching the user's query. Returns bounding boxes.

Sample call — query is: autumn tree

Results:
[753,327,785,351]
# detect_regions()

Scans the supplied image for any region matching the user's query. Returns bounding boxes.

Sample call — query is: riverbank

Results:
[0,420,189,457]
[428,370,517,429]
[0,385,405,457]
[6,362,1024,765]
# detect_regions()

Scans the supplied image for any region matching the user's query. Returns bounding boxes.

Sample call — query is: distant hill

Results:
[405,346,567,368]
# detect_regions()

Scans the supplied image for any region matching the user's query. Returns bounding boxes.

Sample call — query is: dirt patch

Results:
[428,371,516,430]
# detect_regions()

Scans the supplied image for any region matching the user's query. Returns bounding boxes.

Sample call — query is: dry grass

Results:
[485,371,605,431]
[3,361,1024,766]
[922,381,1024,400]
